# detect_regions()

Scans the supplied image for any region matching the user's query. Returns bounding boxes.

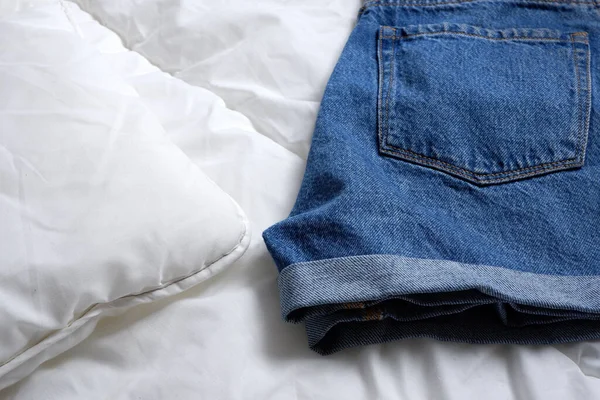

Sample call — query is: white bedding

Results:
[2,1,600,399]
[0,0,251,389]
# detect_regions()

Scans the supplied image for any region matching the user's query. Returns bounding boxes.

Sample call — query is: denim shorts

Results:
[264,0,600,354]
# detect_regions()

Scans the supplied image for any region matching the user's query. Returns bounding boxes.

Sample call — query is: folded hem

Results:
[278,255,600,354]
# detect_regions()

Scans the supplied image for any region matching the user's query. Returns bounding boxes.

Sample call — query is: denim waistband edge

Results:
[360,0,600,16]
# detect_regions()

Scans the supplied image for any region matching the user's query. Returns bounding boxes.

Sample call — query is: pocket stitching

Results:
[572,34,584,164]
[378,27,591,184]
[380,146,583,180]
[572,32,593,168]
[385,29,397,160]
[382,33,572,41]
[377,27,386,154]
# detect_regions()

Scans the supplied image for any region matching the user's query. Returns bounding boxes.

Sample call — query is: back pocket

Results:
[377,23,591,185]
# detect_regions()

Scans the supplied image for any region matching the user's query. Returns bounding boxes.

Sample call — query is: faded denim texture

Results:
[263,0,600,355]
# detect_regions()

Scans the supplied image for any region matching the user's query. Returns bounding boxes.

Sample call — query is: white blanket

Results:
[2,1,600,399]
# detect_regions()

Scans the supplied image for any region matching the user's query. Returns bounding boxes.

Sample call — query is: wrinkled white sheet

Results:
[2,1,600,399]
[0,0,249,390]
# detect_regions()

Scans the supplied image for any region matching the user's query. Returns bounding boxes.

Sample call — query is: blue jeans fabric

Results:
[263,0,600,355]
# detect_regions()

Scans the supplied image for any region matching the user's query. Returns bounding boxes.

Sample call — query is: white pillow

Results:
[0,3,250,389]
